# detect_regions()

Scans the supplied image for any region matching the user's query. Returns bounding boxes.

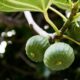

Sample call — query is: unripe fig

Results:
[25,35,50,62]
[44,42,75,71]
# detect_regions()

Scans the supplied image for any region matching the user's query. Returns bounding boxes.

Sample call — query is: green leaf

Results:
[0,0,51,12]
[52,0,72,10]
[78,0,80,8]
[73,12,80,22]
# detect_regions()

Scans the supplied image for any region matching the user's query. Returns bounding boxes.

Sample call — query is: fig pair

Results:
[25,35,75,71]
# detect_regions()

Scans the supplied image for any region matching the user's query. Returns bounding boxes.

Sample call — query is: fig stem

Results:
[43,11,60,35]
[49,7,67,22]
[63,35,80,46]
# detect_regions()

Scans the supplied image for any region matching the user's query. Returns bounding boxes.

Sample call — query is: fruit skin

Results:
[44,42,74,71]
[67,22,80,41]
[25,35,50,62]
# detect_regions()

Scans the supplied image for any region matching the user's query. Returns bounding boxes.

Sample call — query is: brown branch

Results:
[60,2,78,35]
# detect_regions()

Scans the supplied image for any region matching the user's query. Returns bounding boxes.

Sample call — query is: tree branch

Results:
[24,11,54,38]
[60,2,78,35]
[24,11,80,45]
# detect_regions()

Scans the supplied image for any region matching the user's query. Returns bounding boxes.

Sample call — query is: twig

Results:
[24,11,80,45]
[63,35,80,46]
[49,7,67,22]
[60,2,78,35]
[43,11,60,35]
[24,11,54,38]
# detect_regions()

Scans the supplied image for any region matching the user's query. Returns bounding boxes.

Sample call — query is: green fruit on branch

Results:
[43,42,75,71]
[67,22,80,41]
[25,35,50,62]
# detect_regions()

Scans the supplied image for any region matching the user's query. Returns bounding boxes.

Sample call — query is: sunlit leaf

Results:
[52,0,72,10]
[0,0,51,12]
[78,0,80,9]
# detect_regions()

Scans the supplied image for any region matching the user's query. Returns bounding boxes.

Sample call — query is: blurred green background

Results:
[0,7,80,80]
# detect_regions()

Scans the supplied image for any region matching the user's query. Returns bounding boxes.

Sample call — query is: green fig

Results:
[44,42,75,71]
[25,35,50,62]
